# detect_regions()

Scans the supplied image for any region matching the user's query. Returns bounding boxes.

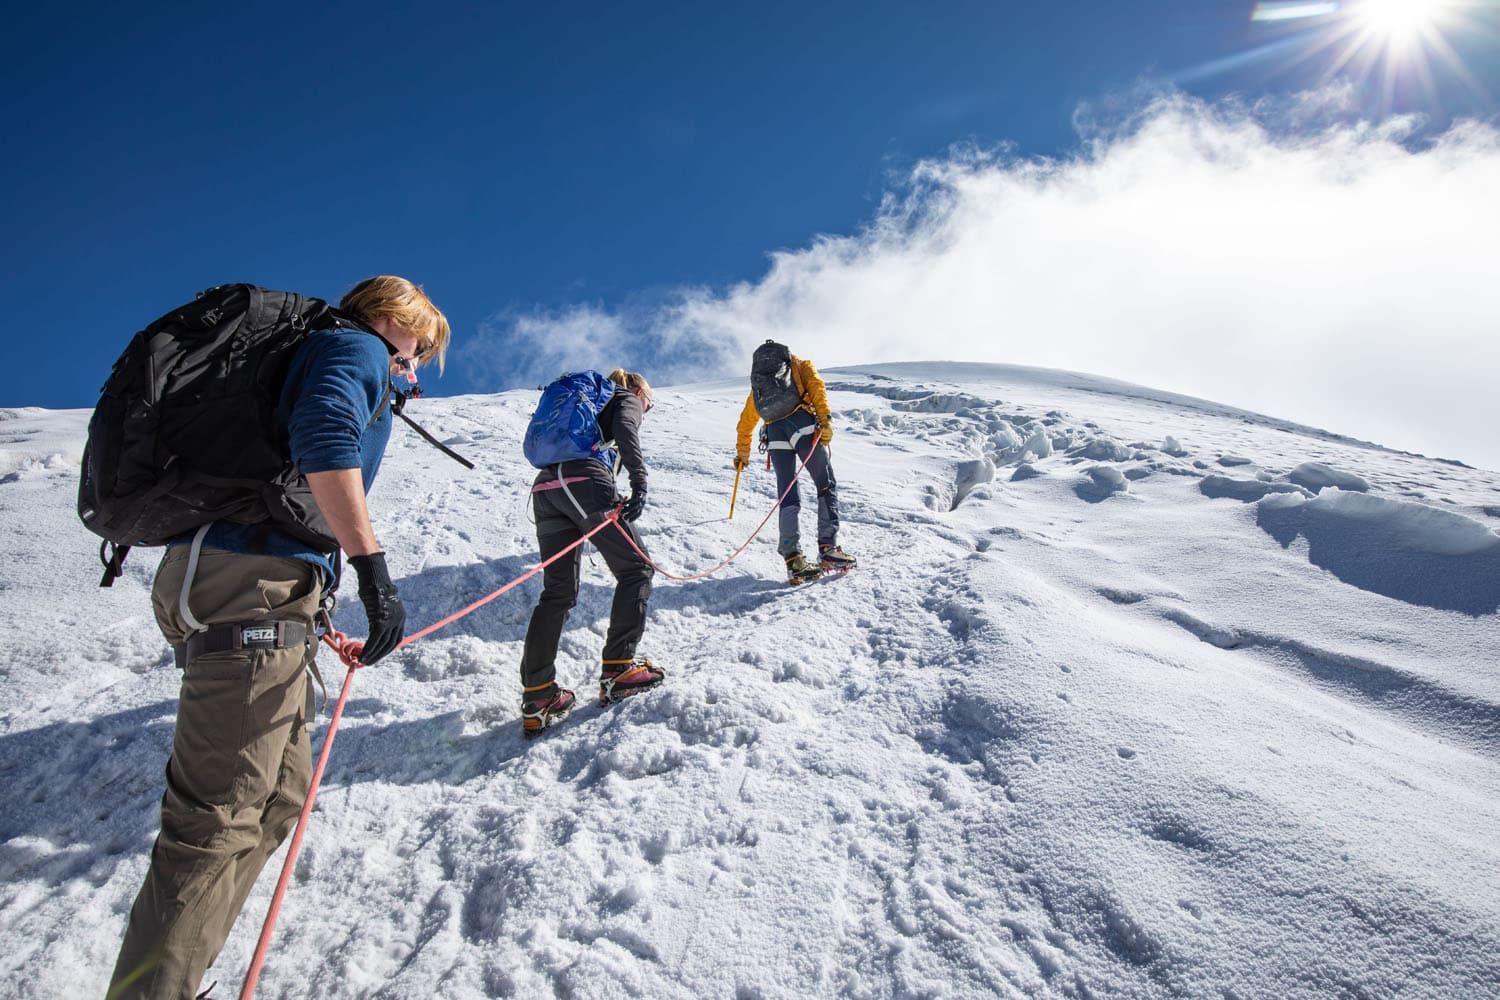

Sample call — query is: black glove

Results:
[622,484,647,522]
[348,552,405,664]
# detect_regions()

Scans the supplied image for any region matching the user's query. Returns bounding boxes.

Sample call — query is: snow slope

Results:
[1,362,1498,999]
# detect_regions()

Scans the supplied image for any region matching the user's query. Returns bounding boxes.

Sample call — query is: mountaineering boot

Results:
[600,658,666,705]
[521,684,576,739]
[818,543,857,573]
[785,552,822,586]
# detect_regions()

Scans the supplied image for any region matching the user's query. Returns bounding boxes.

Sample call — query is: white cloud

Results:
[484,91,1500,471]
[468,294,739,394]
[466,304,628,390]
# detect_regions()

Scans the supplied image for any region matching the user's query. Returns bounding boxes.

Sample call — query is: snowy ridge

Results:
[1,364,1498,998]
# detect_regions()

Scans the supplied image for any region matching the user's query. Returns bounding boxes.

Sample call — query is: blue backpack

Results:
[523,371,618,469]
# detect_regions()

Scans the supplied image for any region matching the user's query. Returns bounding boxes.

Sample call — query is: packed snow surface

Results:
[2,362,1498,999]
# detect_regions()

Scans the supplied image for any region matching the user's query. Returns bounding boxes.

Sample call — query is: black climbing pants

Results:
[520,463,654,691]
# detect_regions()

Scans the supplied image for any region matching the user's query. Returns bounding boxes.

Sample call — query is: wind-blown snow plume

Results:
[479,91,1500,469]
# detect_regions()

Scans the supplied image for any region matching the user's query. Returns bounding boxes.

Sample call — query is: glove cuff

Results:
[349,552,392,592]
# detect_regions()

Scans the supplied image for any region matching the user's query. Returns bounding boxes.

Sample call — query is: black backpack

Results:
[78,284,367,586]
[749,340,804,422]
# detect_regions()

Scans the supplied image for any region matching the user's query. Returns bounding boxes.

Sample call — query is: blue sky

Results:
[4,1,1498,465]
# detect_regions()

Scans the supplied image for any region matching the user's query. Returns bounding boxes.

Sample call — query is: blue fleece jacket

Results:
[175,327,394,579]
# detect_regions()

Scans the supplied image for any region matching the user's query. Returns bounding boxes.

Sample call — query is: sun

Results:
[1242,0,1484,112]
[1332,0,1471,105]
[1354,0,1451,49]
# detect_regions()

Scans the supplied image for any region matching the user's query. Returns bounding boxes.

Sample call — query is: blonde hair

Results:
[340,275,452,373]
[608,369,653,407]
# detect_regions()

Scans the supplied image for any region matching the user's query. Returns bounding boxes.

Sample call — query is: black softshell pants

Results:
[520,463,654,692]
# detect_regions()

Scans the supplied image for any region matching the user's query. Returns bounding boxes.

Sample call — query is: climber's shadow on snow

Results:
[371,556,619,646]
[1256,500,1500,616]
[648,571,786,613]
[387,554,787,645]
[318,710,526,788]
[0,700,178,860]
[322,695,659,788]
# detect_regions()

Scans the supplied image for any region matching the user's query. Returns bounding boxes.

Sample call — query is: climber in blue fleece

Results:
[182,324,399,577]
[109,276,451,1000]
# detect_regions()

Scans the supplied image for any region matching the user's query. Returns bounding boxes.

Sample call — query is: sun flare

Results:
[1355,0,1450,47]
[1243,0,1484,112]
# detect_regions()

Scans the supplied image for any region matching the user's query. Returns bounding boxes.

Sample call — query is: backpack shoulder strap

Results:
[368,382,395,429]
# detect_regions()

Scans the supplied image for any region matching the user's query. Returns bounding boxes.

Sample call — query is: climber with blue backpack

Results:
[518,368,664,737]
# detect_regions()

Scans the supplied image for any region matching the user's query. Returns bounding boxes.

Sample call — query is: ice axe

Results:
[729,466,742,519]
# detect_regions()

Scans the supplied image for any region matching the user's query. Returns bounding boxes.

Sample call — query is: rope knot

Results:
[321,629,367,670]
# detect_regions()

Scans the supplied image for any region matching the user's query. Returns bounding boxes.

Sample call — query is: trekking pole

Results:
[729,467,742,519]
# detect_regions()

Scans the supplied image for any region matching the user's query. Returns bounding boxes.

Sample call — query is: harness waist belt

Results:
[768,423,820,451]
[174,620,309,670]
[532,475,591,493]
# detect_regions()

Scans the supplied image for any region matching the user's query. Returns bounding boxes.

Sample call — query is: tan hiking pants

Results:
[108,548,320,1000]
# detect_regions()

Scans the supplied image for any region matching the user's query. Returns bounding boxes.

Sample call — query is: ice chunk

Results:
[987,424,1026,462]
[1024,428,1054,459]
[891,392,987,414]
[1076,465,1129,501]
[954,459,995,507]
[1310,489,1499,556]
[1200,476,1313,503]
[1074,438,1133,462]
[1287,462,1370,493]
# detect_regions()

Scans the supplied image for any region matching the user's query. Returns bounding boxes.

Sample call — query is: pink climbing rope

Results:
[241,432,825,996]
[239,512,620,999]
[611,430,824,582]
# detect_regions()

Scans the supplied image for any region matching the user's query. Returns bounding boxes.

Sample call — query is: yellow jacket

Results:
[735,356,830,458]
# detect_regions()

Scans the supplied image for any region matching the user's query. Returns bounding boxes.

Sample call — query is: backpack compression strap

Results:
[99,541,130,588]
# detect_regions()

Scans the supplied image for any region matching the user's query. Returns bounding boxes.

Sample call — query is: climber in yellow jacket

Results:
[734,341,857,584]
